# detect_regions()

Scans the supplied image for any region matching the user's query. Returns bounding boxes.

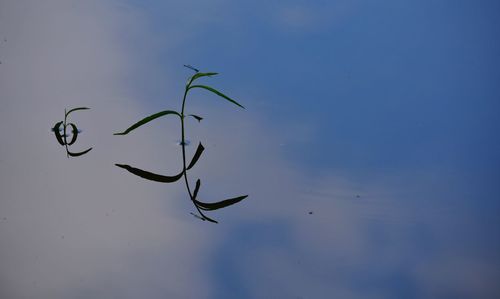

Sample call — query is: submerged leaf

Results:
[195,195,248,211]
[187,142,204,170]
[189,85,245,109]
[115,164,183,183]
[65,107,90,117]
[53,121,64,145]
[67,123,78,146]
[67,147,92,157]
[114,110,181,135]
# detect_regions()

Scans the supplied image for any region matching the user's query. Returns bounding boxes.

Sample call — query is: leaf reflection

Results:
[51,108,92,158]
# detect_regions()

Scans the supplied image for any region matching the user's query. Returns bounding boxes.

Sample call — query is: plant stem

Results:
[63,109,68,158]
[180,82,216,223]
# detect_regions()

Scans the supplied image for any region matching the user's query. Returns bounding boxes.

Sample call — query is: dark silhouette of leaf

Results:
[189,85,245,109]
[201,214,218,223]
[187,142,204,170]
[114,110,181,135]
[67,147,92,157]
[189,212,218,223]
[190,212,218,223]
[190,212,205,220]
[193,179,201,200]
[108,69,247,223]
[183,64,199,72]
[53,121,64,145]
[189,114,203,122]
[189,180,220,223]
[195,195,248,211]
[67,123,78,145]
[115,164,183,183]
[65,107,90,117]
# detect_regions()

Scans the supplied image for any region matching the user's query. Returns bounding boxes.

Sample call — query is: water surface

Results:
[0,1,499,298]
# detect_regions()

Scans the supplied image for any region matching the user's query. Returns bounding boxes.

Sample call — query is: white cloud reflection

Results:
[0,1,499,299]
[0,1,211,298]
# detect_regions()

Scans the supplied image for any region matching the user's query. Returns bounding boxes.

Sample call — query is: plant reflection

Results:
[51,107,93,158]
[114,67,248,223]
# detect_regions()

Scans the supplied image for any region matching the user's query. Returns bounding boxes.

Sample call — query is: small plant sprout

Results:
[114,67,248,223]
[52,107,93,158]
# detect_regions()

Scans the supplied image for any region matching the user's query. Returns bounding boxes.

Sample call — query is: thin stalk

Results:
[63,109,68,158]
[180,82,216,223]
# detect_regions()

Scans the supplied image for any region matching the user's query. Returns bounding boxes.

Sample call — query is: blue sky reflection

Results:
[0,0,499,298]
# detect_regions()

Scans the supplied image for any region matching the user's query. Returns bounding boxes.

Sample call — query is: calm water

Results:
[1,1,499,298]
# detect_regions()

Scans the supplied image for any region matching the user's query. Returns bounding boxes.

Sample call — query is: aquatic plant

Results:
[52,107,93,157]
[114,67,248,223]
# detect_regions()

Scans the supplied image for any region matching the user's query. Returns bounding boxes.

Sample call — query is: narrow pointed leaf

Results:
[189,85,245,109]
[114,110,181,135]
[67,147,92,157]
[53,121,64,145]
[50,126,63,132]
[189,114,203,122]
[115,164,183,183]
[191,72,218,82]
[183,64,199,72]
[65,107,90,117]
[187,142,204,170]
[67,123,78,145]
[190,212,218,223]
[195,195,248,211]
[190,212,205,221]
[202,214,218,223]
[192,179,201,200]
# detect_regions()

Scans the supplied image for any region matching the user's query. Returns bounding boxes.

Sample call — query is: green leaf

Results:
[67,147,92,157]
[66,107,90,117]
[189,85,245,109]
[67,123,78,146]
[53,121,64,145]
[114,110,181,135]
[187,142,204,170]
[115,164,183,183]
[189,114,203,122]
[191,72,218,82]
[195,195,248,211]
